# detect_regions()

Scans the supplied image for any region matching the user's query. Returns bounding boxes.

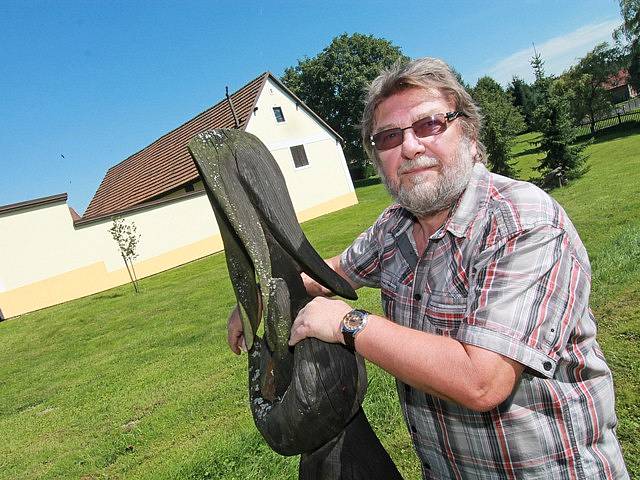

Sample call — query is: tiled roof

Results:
[82,72,269,220]
[602,69,630,90]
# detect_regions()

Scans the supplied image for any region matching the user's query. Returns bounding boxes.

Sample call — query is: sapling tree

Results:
[109,217,141,293]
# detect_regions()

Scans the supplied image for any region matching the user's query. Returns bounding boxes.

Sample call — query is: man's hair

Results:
[361,57,486,165]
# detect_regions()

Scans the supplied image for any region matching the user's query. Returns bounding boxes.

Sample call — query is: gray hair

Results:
[361,57,486,165]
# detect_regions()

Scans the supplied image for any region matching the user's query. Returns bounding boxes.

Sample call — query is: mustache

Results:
[397,155,439,175]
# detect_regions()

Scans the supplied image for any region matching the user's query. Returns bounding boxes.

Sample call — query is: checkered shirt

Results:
[341,163,628,479]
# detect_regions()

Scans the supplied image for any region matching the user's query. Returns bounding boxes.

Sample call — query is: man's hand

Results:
[301,272,336,297]
[227,304,247,355]
[289,297,352,346]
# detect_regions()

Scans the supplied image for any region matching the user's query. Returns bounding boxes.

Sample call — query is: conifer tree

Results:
[531,52,588,188]
[473,76,525,177]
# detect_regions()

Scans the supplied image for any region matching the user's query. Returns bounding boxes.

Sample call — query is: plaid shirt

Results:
[341,164,628,479]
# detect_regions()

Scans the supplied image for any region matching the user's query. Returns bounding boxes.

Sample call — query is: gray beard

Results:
[380,138,474,218]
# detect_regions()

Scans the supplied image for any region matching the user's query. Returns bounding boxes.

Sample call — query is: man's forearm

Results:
[326,255,359,290]
[290,296,523,412]
[303,255,359,296]
[353,313,523,412]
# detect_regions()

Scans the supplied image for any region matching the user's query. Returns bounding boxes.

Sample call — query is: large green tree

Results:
[532,54,588,187]
[281,33,408,178]
[473,76,526,177]
[614,0,640,90]
[557,43,621,134]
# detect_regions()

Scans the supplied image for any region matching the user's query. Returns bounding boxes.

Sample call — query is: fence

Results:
[616,96,640,114]
[576,109,640,137]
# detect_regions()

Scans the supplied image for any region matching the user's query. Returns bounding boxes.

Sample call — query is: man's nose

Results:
[401,127,426,159]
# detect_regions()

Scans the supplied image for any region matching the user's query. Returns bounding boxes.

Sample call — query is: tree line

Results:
[281,0,639,189]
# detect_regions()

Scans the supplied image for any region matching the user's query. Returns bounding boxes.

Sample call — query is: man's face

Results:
[372,87,477,217]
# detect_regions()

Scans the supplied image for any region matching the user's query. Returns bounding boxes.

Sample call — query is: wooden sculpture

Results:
[188,129,402,479]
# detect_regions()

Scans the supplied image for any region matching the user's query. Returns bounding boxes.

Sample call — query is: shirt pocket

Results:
[421,293,467,336]
[380,269,415,327]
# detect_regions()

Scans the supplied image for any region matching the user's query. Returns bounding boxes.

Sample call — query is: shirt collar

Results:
[443,162,490,238]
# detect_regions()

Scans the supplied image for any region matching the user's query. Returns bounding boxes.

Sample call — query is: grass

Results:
[1,124,639,479]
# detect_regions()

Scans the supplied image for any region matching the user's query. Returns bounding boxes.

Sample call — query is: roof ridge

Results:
[106,72,269,172]
[83,71,269,219]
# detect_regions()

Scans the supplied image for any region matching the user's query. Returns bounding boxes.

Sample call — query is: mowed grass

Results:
[1,124,639,479]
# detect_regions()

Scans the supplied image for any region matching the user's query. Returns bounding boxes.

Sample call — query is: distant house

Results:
[602,69,638,104]
[0,72,357,319]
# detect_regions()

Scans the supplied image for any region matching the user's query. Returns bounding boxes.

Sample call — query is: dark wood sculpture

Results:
[188,129,403,479]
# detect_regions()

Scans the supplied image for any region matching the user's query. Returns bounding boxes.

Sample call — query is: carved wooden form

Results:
[188,129,402,479]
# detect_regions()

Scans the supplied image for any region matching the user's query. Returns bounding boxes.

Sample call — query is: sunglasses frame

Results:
[370,111,467,151]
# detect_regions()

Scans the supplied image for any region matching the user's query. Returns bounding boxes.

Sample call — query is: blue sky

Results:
[1,0,622,213]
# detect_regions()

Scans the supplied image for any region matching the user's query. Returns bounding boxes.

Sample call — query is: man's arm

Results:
[227,304,246,355]
[289,297,523,412]
[290,225,578,411]
[301,255,360,297]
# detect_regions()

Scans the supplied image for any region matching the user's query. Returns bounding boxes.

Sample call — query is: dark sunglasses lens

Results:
[373,129,403,150]
[372,114,450,151]
[413,115,446,137]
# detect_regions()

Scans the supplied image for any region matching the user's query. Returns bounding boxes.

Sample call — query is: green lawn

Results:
[1,124,639,479]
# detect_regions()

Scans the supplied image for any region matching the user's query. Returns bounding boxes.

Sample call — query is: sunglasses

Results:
[370,111,467,151]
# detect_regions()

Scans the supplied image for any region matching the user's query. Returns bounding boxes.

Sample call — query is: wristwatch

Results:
[341,309,370,350]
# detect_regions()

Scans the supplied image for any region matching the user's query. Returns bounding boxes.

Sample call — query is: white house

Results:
[0,73,357,319]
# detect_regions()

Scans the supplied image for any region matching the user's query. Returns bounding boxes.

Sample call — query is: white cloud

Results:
[476,18,620,86]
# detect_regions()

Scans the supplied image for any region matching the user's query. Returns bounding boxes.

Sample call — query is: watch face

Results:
[343,310,364,330]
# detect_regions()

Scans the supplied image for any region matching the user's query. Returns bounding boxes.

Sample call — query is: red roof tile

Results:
[602,69,631,90]
[82,72,269,220]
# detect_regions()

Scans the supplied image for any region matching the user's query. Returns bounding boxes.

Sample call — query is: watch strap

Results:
[341,309,369,350]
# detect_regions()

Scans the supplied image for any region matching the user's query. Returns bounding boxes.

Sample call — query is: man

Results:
[229,58,629,479]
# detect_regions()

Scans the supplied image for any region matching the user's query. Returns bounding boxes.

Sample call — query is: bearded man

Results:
[229,58,629,479]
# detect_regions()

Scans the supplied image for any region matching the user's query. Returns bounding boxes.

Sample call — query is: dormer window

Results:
[273,107,285,123]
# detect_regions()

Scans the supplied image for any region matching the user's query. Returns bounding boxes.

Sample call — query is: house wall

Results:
[0,79,358,319]
[0,193,224,319]
[245,77,357,217]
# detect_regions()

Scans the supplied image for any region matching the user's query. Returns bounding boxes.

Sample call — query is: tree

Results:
[532,55,588,188]
[282,33,408,178]
[557,43,620,134]
[109,218,141,293]
[472,76,526,177]
[508,76,537,130]
[531,48,546,82]
[614,0,640,90]
[530,47,554,132]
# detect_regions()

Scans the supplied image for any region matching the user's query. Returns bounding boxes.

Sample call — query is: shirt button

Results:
[410,425,417,433]
[413,293,422,301]
[543,361,552,371]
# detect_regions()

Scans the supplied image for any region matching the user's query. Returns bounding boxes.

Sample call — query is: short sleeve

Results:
[339,206,408,289]
[457,225,590,378]
[340,223,382,288]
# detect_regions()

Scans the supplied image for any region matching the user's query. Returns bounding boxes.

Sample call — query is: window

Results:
[273,106,285,123]
[290,145,309,168]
